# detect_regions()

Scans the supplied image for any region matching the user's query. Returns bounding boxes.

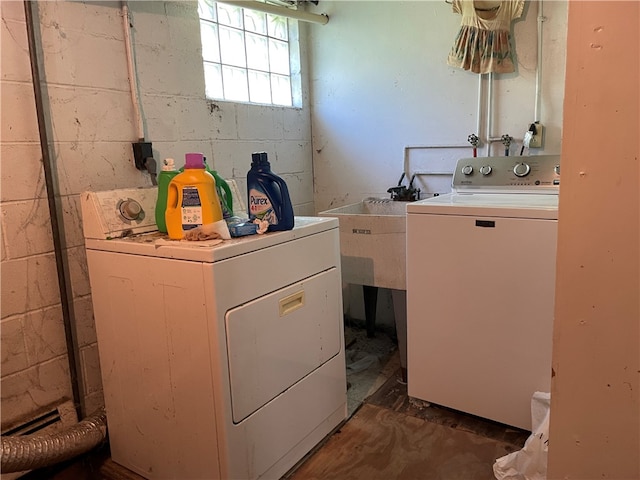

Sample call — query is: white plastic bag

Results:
[493,392,551,480]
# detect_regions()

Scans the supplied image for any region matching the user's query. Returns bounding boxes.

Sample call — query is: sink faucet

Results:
[388,173,420,201]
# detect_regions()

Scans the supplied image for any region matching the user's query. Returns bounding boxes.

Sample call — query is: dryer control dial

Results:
[461,165,474,176]
[118,199,143,221]
[513,162,531,177]
[479,165,492,176]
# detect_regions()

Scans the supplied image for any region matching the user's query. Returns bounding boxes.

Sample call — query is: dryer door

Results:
[226,267,342,423]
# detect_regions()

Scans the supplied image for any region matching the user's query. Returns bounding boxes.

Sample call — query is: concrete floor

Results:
[344,325,401,417]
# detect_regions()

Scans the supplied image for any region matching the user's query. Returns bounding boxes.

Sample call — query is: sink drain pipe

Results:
[0,2,108,473]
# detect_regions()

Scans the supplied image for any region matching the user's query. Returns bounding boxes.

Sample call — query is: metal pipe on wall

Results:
[534,0,545,122]
[403,144,469,179]
[217,0,329,25]
[480,1,546,155]
[476,74,483,143]
[4,3,110,471]
[486,71,493,156]
[23,0,85,419]
[121,1,145,141]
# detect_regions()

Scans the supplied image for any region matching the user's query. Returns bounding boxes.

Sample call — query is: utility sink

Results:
[319,198,408,291]
[320,197,412,380]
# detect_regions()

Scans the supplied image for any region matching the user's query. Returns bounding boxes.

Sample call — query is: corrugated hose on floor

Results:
[1,407,108,474]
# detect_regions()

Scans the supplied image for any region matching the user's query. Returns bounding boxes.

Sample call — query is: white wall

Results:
[0,0,314,425]
[306,0,568,325]
[307,0,568,211]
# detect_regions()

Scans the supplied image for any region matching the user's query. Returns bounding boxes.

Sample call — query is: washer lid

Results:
[406,193,559,219]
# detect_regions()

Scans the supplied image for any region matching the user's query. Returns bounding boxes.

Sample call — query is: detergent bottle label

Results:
[249,188,278,225]
[181,186,203,230]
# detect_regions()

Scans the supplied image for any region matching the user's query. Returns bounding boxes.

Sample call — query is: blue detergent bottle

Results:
[247,152,294,232]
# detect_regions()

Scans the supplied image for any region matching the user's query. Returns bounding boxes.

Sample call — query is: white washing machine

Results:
[406,154,560,431]
[81,187,347,479]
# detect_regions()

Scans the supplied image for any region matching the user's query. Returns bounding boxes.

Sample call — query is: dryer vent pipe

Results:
[0,407,107,474]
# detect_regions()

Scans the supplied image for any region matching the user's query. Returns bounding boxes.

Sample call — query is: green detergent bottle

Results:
[205,161,233,219]
[155,158,179,233]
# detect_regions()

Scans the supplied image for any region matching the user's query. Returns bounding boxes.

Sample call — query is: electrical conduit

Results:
[534,0,544,122]
[121,1,144,141]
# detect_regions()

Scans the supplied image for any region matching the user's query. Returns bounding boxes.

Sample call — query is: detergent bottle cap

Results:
[185,152,205,169]
[251,152,270,167]
[162,158,176,171]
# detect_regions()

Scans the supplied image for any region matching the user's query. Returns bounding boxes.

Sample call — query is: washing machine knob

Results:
[479,165,492,176]
[513,162,531,177]
[119,199,142,221]
[461,165,474,176]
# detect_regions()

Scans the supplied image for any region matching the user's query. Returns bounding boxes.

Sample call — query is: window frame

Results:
[198,0,302,108]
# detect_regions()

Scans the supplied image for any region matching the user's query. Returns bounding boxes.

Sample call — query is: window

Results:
[198,0,301,107]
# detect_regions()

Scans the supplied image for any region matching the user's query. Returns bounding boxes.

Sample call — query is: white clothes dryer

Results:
[81,187,347,479]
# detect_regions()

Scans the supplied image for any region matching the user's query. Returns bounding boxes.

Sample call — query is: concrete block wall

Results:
[130,1,314,213]
[1,0,313,426]
[1,0,76,427]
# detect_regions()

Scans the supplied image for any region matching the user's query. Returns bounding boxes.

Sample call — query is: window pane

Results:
[200,21,220,63]
[219,26,246,67]
[267,15,288,41]
[204,62,224,99]
[199,2,296,107]
[223,65,249,102]
[217,3,243,27]
[244,9,266,34]
[198,0,216,21]
[248,70,272,104]
[271,73,291,106]
[269,39,290,75]
[246,33,269,71]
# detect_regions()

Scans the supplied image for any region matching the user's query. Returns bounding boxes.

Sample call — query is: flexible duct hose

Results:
[1,408,107,473]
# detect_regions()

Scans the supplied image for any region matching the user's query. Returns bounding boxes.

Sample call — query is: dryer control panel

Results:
[81,187,158,240]
[453,154,561,193]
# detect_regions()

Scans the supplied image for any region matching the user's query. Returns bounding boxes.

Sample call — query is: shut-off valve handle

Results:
[468,134,479,157]
[501,134,513,156]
